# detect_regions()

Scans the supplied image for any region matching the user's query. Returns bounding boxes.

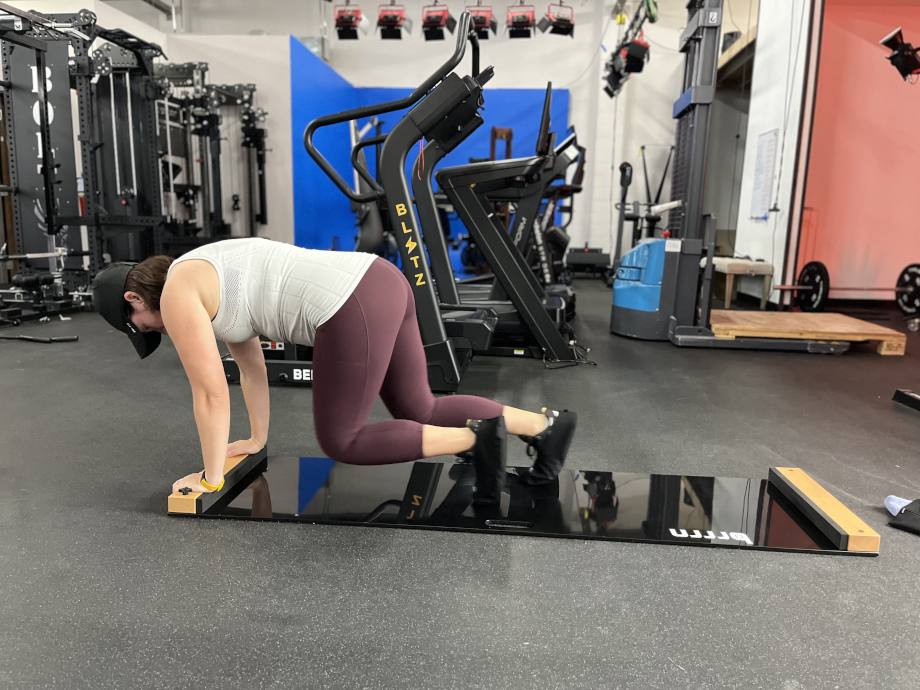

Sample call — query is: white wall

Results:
[102,0,324,35]
[733,0,812,300]
[598,2,685,254]
[165,35,293,243]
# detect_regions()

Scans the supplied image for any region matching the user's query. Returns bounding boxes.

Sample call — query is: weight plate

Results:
[796,261,830,312]
[896,264,920,316]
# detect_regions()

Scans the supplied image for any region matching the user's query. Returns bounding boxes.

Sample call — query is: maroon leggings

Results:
[312,258,504,465]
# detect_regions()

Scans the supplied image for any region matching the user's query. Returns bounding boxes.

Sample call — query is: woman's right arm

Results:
[160,279,231,487]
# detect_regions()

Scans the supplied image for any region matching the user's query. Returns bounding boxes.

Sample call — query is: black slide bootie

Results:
[467,416,507,504]
[521,408,577,485]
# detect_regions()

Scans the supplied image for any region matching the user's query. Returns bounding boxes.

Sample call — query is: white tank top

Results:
[168,238,377,345]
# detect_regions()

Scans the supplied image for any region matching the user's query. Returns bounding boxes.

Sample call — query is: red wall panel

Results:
[799,1,920,298]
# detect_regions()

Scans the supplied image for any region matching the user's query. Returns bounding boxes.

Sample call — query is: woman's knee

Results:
[316,427,360,464]
[387,394,437,425]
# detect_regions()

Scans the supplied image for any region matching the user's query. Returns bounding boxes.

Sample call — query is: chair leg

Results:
[761,275,771,310]
[725,274,734,309]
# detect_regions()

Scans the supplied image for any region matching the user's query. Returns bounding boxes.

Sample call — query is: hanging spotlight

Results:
[880,27,920,80]
[333,1,366,40]
[537,1,574,37]
[466,1,498,40]
[377,1,412,40]
[422,2,457,41]
[623,33,650,73]
[603,0,658,99]
[506,1,536,39]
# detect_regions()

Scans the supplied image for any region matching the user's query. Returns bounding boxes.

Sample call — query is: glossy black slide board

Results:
[183,456,874,556]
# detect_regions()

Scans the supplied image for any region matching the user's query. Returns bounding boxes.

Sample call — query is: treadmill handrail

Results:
[304,11,473,203]
[351,134,387,192]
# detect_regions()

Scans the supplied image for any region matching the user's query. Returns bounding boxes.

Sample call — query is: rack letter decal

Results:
[394,202,426,287]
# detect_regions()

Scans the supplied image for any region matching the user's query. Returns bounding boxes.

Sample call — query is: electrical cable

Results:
[559,9,613,88]
[607,17,626,256]
[767,0,806,276]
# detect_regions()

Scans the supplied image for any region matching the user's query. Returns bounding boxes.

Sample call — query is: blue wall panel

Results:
[290,38,359,250]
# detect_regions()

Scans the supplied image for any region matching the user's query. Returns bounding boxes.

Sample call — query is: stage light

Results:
[333,1,367,40]
[377,1,412,40]
[422,2,457,41]
[537,2,574,37]
[623,35,649,73]
[602,0,658,99]
[506,1,536,39]
[880,27,920,81]
[466,1,498,39]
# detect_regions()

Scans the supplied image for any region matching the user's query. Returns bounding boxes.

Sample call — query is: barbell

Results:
[774,261,920,315]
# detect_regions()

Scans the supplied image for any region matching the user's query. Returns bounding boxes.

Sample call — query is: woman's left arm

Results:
[161,282,230,488]
[226,336,269,453]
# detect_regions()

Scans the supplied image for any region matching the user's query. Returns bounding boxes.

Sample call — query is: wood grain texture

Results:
[769,467,880,553]
[710,310,906,355]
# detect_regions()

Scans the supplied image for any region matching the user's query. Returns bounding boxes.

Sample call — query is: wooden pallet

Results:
[710,310,907,356]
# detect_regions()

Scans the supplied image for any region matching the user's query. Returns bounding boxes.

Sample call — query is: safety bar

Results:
[304,11,474,203]
[350,134,387,192]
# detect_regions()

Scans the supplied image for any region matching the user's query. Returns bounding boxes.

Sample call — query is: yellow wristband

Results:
[200,472,225,493]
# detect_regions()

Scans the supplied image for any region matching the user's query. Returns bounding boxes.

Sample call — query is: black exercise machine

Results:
[411,83,584,359]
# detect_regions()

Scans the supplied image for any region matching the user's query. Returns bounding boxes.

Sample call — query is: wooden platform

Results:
[710,310,906,356]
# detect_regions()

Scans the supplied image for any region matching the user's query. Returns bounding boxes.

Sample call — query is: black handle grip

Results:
[619,162,633,188]
[350,134,387,193]
[304,12,473,203]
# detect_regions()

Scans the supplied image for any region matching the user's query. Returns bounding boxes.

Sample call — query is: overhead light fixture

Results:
[466,1,497,39]
[333,1,367,40]
[422,2,457,41]
[603,0,658,98]
[377,1,412,40]
[881,27,920,80]
[506,1,536,39]
[604,36,650,98]
[537,2,574,37]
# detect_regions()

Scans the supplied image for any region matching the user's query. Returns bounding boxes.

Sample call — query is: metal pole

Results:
[108,73,122,195]
[125,72,138,195]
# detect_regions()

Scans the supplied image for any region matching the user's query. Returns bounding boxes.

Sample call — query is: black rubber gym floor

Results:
[2,280,918,688]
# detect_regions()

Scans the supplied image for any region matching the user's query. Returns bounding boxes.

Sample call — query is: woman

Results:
[92,237,577,501]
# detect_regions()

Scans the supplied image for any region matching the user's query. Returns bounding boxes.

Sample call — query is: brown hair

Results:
[125,255,174,310]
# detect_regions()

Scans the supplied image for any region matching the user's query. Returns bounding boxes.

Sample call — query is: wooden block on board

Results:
[768,467,880,553]
[167,447,268,516]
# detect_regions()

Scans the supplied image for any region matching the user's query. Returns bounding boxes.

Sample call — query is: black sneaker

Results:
[467,416,507,504]
[520,408,577,485]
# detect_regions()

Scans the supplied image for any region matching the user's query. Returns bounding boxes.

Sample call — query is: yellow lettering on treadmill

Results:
[407,510,415,519]
[401,220,412,235]
[410,256,420,268]
[405,237,418,254]
[412,495,422,506]
[415,273,426,287]
[396,203,407,216]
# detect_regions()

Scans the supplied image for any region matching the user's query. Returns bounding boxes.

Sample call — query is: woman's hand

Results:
[226,437,264,457]
[172,472,208,494]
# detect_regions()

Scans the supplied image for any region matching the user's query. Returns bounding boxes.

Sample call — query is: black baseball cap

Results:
[92,262,161,359]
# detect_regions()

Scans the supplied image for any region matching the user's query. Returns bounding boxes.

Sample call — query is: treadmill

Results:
[412,85,581,361]
[305,13,498,392]
[454,124,584,321]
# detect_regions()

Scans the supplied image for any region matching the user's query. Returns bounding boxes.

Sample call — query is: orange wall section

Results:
[799,1,920,298]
